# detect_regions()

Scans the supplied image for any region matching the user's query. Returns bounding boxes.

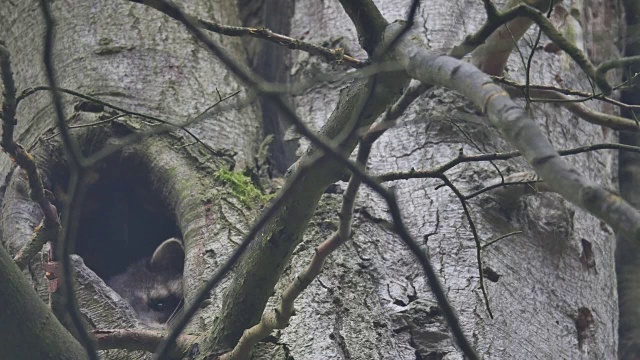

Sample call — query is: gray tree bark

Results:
[0,0,626,359]
[286,1,620,358]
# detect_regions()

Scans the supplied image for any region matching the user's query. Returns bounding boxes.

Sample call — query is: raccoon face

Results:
[107,238,184,329]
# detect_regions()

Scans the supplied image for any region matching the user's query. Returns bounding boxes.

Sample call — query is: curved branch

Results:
[397,38,640,241]
[496,77,640,131]
[94,329,195,356]
[39,2,99,359]
[0,43,61,269]
[198,20,367,68]
[128,0,367,68]
[337,0,389,54]
[133,3,479,359]
[452,2,610,94]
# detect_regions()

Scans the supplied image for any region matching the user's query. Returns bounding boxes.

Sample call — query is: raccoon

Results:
[107,238,184,329]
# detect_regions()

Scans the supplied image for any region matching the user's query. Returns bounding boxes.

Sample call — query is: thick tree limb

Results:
[0,243,87,359]
[470,0,558,75]
[127,0,366,68]
[337,0,389,55]
[220,113,379,360]
[396,33,640,241]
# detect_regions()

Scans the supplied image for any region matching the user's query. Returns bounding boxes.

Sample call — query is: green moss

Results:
[214,169,271,205]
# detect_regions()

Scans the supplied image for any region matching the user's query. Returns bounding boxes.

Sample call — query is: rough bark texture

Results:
[239,0,297,174]
[206,62,409,353]
[0,0,259,181]
[0,238,88,359]
[281,0,619,358]
[0,111,245,359]
[0,0,259,358]
[0,0,625,359]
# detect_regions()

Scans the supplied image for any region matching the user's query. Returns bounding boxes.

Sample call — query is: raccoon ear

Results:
[150,237,184,272]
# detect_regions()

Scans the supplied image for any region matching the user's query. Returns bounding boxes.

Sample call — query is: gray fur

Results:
[107,238,184,329]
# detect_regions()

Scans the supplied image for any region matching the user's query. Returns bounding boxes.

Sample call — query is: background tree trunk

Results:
[283,1,619,358]
[0,0,625,359]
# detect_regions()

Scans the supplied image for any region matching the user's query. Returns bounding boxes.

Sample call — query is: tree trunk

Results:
[281,1,619,358]
[0,0,626,359]
[0,0,260,358]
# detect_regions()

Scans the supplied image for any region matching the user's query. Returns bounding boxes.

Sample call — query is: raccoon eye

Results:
[148,299,166,312]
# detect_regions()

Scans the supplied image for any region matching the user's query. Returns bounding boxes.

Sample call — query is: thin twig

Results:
[379,142,640,183]
[136,1,479,359]
[465,179,541,200]
[39,1,99,358]
[436,174,493,319]
[197,20,367,68]
[523,2,554,105]
[0,42,61,269]
[94,329,195,356]
[17,85,239,159]
[482,230,523,249]
[493,76,640,111]
[221,97,385,359]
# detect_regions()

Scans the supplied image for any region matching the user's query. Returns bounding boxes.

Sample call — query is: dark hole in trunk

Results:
[52,155,181,279]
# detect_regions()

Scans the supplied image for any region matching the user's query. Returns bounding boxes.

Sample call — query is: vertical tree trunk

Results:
[0,0,627,358]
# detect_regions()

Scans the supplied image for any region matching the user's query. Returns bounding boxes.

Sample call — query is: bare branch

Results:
[437,174,493,318]
[497,77,640,131]
[132,2,479,359]
[12,221,59,270]
[221,109,379,359]
[0,42,61,269]
[597,55,640,80]
[337,0,389,54]
[198,20,367,68]
[450,2,610,94]
[17,85,237,160]
[39,1,99,358]
[94,329,195,356]
[397,35,640,241]
[126,0,367,68]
